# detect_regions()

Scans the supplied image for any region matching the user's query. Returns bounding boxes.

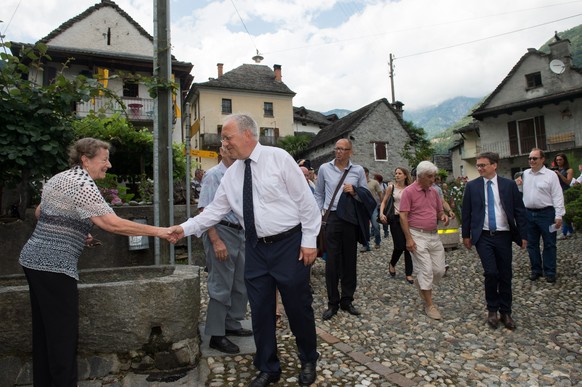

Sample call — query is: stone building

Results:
[302,98,412,179]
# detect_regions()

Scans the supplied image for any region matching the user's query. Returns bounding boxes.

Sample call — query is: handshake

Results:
[156,225,185,244]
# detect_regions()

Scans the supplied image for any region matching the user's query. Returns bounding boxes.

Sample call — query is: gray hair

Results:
[225,114,259,139]
[416,160,438,177]
[68,137,110,167]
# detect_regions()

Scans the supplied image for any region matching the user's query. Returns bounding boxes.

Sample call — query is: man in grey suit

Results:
[462,152,527,330]
[199,147,250,353]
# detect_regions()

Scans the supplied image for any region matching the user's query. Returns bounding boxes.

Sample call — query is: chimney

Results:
[273,64,282,82]
[217,63,224,78]
[549,38,572,67]
[392,101,405,119]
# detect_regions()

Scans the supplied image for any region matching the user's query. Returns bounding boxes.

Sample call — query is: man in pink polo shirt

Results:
[400,161,449,320]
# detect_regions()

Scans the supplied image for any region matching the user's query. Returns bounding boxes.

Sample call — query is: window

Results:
[123,81,139,97]
[525,72,542,89]
[221,99,232,114]
[374,142,388,161]
[263,127,275,137]
[264,102,274,117]
[43,67,57,86]
[507,116,547,155]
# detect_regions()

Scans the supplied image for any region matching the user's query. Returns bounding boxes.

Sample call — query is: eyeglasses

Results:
[475,163,491,169]
[335,147,351,152]
[528,157,539,161]
[220,134,236,143]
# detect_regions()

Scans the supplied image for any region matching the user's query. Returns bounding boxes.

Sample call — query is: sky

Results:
[2,0,582,112]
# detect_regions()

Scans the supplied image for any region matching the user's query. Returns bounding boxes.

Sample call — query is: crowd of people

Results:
[19,112,579,386]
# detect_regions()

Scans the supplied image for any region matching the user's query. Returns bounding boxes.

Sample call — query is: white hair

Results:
[416,160,438,177]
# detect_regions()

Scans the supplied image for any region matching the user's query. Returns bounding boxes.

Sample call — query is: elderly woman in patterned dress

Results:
[19,138,175,387]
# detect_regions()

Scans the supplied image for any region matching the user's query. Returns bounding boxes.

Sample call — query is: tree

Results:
[0,42,102,219]
[401,121,434,168]
[277,134,312,159]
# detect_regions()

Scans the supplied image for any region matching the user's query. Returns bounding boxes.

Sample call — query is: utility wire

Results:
[2,0,22,35]
[229,0,259,55]
[397,12,582,60]
[263,0,582,55]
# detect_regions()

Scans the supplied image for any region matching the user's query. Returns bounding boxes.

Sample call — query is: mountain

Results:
[323,108,351,119]
[540,24,582,68]
[403,96,481,138]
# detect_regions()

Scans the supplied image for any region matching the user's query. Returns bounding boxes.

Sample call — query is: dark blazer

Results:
[461,175,527,246]
[337,187,377,245]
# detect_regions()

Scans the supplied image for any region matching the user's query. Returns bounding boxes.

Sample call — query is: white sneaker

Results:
[557,233,567,240]
[425,304,442,320]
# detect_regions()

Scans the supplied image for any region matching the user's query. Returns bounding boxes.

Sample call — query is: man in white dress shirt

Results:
[522,148,565,283]
[170,114,320,387]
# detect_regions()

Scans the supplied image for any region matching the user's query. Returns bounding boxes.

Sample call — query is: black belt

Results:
[258,224,301,244]
[482,230,510,237]
[219,220,243,230]
[526,206,553,212]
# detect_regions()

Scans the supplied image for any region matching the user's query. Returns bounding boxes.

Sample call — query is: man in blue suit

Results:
[461,152,527,330]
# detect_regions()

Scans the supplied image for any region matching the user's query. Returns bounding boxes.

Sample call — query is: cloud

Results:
[2,0,582,112]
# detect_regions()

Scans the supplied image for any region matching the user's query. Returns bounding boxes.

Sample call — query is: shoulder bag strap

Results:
[323,166,351,224]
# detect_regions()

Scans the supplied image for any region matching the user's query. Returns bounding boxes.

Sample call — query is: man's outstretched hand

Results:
[167,225,185,243]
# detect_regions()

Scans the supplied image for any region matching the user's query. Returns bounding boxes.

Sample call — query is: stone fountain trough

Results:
[0,265,201,386]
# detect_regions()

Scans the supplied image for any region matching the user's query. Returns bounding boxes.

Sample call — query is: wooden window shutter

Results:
[535,116,547,150]
[274,128,280,139]
[507,121,518,155]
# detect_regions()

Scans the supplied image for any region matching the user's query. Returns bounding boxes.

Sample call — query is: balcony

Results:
[547,132,576,151]
[480,132,579,158]
[76,97,154,121]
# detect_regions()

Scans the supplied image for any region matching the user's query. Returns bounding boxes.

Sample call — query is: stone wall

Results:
[0,265,201,386]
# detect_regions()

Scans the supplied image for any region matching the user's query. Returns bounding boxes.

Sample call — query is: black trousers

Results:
[23,267,79,387]
[474,231,513,315]
[324,212,358,308]
[389,215,413,276]
[244,231,318,375]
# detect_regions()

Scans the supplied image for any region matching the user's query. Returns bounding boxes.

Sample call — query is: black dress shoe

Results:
[486,311,499,329]
[546,275,556,283]
[322,306,338,320]
[225,328,253,337]
[209,336,240,354]
[500,313,516,330]
[341,303,361,316]
[249,371,281,387]
[529,272,542,281]
[298,361,317,385]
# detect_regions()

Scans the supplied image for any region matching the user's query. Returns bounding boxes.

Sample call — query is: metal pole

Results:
[154,0,172,264]
[184,103,193,265]
[389,53,396,103]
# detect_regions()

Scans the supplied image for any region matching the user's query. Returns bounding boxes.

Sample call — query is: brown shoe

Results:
[486,311,499,329]
[500,313,516,330]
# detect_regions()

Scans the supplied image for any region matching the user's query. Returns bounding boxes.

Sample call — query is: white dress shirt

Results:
[483,175,509,231]
[180,143,321,248]
[522,166,565,219]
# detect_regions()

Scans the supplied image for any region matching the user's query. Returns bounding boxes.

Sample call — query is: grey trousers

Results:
[202,223,248,336]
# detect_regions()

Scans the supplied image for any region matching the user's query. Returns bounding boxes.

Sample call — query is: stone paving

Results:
[77,233,581,386]
[196,234,582,387]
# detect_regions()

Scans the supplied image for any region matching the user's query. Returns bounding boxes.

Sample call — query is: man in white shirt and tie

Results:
[170,114,321,387]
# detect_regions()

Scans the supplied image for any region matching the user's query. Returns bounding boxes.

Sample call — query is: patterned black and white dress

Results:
[19,166,113,280]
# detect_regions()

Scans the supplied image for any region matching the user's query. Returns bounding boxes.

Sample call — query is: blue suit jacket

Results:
[461,175,527,246]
